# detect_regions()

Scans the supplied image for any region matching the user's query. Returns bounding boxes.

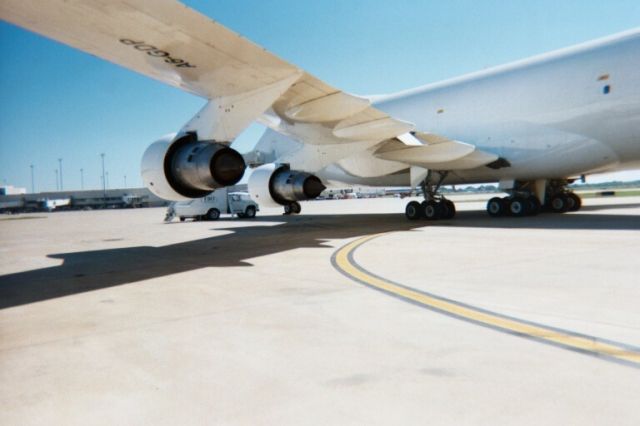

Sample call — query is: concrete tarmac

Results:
[1,195,639,425]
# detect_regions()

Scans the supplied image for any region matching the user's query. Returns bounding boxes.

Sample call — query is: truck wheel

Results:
[179,217,186,222]
[244,206,256,218]
[206,208,220,220]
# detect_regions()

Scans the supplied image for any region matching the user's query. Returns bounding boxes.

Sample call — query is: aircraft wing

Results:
[0,0,299,99]
[1,0,496,170]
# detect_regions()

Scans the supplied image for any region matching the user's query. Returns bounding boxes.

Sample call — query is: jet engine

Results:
[141,132,246,200]
[248,163,326,208]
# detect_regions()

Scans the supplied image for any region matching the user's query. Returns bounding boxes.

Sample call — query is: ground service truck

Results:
[165,189,259,222]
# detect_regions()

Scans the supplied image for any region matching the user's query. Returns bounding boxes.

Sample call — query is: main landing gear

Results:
[486,195,541,217]
[485,179,582,217]
[405,171,456,221]
[545,181,582,213]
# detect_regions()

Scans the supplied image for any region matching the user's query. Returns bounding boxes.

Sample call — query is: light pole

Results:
[58,158,63,191]
[80,168,84,190]
[55,169,59,191]
[124,175,127,188]
[100,153,106,202]
[30,164,35,193]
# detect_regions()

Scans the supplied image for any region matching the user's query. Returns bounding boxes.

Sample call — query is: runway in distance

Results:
[2,1,639,220]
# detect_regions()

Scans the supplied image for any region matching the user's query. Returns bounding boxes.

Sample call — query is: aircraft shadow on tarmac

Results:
[0,207,638,309]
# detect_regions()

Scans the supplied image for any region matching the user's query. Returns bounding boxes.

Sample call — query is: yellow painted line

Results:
[332,233,640,367]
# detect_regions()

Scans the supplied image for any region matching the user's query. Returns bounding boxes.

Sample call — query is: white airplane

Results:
[2,1,639,220]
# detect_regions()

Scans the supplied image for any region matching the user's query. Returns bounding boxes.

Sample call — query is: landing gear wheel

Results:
[566,193,582,212]
[290,201,301,214]
[285,201,301,215]
[439,199,456,219]
[487,197,505,217]
[179,216,186,222]
[206,208,220,221]
[527,196,541,216]
[549,194,569,213]
[405,201,422,220]
[508,197,528,217]
[422,200,442,220]
[244,206,256,218]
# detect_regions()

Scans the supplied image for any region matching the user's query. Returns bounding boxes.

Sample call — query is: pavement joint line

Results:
[331,232,640,369]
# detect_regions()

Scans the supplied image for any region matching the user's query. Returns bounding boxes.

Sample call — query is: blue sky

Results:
[1,0,639,191]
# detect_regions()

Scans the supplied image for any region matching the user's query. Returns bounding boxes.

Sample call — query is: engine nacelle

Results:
[248,164,326,208]
[141,132,246,200]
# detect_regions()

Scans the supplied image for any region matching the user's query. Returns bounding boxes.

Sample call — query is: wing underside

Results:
[1,0,497,173]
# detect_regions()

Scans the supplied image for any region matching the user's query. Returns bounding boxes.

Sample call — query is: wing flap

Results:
[333,117,415,141]
[412,131,456,145]
[375,138,498,170]
[416,150,499,170]
[284,92,371,122]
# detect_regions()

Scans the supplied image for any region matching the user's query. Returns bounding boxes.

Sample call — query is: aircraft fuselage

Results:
[335,30,640,185]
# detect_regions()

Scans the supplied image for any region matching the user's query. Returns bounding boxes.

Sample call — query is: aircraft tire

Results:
[405,201,422,220]
[549,194,570,213]
[527,196,541,216]
[422,200,441,220]
[486,197,505,217]
[508,197,528,217]
[440,200,456,219]
[290,201,301,214]
[567,193,582,211]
